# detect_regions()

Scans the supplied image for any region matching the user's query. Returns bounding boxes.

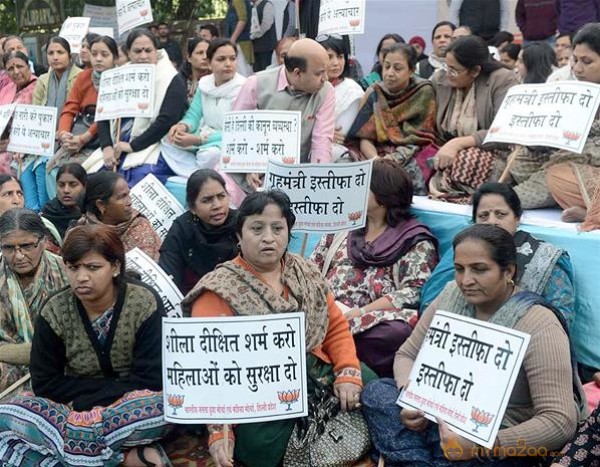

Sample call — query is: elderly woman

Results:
[421,183,575,326]
[316,34,364,163]
[0,51,37,174]
[21,37,81,212]
[348,43,439,194]
[163,38,246,176]
[159,169,238,294]
[362,224,586,466]
[428,35,519,204]
[0,208,67,392]
[0,224,171,466]
[87,29,186,186]
[76,171,161,260]
[182,190,375,467]
[311,159,438,377]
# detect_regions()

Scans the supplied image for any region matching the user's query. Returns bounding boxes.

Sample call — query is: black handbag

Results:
[71,105,99,150]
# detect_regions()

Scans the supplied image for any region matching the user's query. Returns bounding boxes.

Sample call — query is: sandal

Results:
[134,443,173,467]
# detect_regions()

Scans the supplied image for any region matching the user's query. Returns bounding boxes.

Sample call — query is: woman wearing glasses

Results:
[428,35,518,203]
[0,208,67,392]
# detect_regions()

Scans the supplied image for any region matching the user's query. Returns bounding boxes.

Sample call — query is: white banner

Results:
[116,0,153,35]
[265,160,372,232]
[163,313,308,424]
[59,17,91,53]
[483,82,600,154]
[89,27,114,38]
[8,105,57,157]
[95,64,155,121]
[0,104,15,137]
[83,4,118,32]
[318,0,365,36]
[125,247,183,317]
[220,110,301,173]
[130,174,184,240]
[397,310,530,449]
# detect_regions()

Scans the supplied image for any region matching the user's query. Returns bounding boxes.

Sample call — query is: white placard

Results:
[318,0,366,36]
[116,0,153,35]
[220,110,301,173]
[84,3,118,32]
[59,17,91,53]
[8,105,57,157]
[0,104,15,137]
[483,82,600,154]
[397,310,530,449]
[89,27,114,38]
[130,174,185,241]
[265,160,372,232]
[125,247,183,317]
[163,313,308,424]
[95,64,155,121]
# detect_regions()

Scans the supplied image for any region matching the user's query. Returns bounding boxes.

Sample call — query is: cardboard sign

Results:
[220,110,301,173]
[163,313,308,424]
[130,174,185,241]
[125,247,183,318]
[265,160,372,232]
[397,310,530,449]
[59,17,91,53]
[95,64,155,121]
[318,0,366,35]
[116,0,153,35]
[8,105,57,157]
[484,82,600,154]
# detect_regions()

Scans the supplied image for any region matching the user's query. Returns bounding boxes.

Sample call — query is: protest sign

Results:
[116,0,153,35]
[397,310,530,449]
[84,3,118,32]
[125,247,183,317]
[130,174,184,240]
[8,105,57,157]
[163,313,308,424]
[220,110,301,173]
[0,104,15,137]
[483,82,600,154]
[318,0,365,36]
[58,17,90,53]
[95,64,155,121]
[89,27,114,38]
[265,160,372,232]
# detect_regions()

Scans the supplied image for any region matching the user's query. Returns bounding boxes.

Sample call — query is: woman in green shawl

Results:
[0,208,68,392]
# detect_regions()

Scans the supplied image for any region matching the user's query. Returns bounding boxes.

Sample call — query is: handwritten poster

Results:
[318,0,366,35]
[163,313,308,424]
[125,247,183,318]
[130,174,184,240]
[397,310,530,449]
[483,82,600,154]
[84,3,118,33]
[265,160,372,232]
[8,105,57,157]
[0,104,15,137]
[116,0,153,35]
[220,110,301,173]
[95,64,155,121]
[59,17,91,53]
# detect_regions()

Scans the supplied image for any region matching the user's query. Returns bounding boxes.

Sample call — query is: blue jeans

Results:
[21,161,49,212]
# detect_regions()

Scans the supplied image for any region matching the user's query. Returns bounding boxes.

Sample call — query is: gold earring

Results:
[507,278,515,287]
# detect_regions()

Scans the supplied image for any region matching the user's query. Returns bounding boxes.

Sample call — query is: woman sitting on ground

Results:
[179,37,210,104]
[159,169,238,295]
[420,183,575,326]
[516,41,557,84]
[182,190,376,467]
[428,35,519,204]
[362,224,586,466]
[316,34,364,163]
[76,171,161,260]
[0,208,67,392]
[0,224,171,466]
[88,29,186,186]
[163,38,246,177]
[359,33,404,90]
[348,43,439,194]
[41,163,86,238]
[311,159,438,377]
